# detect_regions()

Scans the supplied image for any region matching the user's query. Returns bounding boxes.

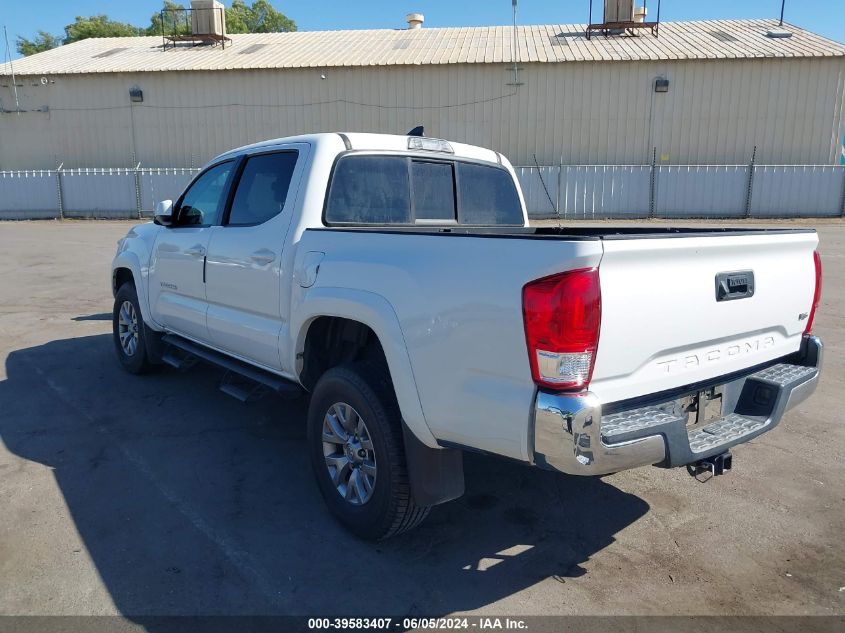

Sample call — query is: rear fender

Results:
[292,286,438,448]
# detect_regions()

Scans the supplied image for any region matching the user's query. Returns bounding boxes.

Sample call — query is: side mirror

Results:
[154,200,174,227]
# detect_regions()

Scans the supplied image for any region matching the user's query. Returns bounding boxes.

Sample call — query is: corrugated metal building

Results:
[1,18,844,170]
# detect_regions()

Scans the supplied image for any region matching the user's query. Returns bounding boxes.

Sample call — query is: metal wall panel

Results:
[514,166,559,219]
[2,56,843,170]
[139,169,200,214]
[60,169,137,218]
[655,166,749,218]
[557,166,651,219]
[0,171,59,218]
[2,163,843,220]
[750,166,845,217]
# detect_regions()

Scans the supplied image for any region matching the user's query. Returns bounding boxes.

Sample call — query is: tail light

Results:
[522,268,601,391]
[804,250,822,335]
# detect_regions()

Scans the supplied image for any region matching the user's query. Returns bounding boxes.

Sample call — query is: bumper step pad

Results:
[600,361,818,458]
[688,413,766,453]
[601,406,682,440]
[750,364,817,388]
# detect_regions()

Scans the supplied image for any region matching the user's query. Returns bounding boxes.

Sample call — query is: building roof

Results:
[3,19,845,76]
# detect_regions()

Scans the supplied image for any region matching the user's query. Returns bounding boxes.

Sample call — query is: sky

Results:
[3,0,844,61]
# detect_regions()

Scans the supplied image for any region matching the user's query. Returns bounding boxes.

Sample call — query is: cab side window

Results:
[176,161,234,227]
[227,152,298,226]
[325,156,411,224]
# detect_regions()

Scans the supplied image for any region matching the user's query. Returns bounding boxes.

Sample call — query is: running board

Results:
[161,334,302,400]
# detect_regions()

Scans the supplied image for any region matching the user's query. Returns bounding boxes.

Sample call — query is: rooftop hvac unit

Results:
[191,0,227,38]
[604,0,635,23]
[587,0,660,39]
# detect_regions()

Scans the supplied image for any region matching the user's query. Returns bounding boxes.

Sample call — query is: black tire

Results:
[112,282,155,374]
[307,362,430,540]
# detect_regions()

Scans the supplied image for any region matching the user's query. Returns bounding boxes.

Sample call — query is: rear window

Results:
[457,162,523,226]
[411,160,456,222]
[325,155,522,226]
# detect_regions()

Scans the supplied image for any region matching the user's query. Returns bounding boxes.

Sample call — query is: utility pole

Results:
[508,0,523,86]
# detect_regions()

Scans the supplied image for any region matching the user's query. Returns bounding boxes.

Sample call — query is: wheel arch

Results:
[292,287,437,448]
[111,252,157,330]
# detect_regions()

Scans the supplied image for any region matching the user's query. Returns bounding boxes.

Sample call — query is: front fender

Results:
[111,250,161,331]
[291,286,438,448]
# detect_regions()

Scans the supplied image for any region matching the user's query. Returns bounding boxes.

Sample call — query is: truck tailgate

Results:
[590,230,819,404]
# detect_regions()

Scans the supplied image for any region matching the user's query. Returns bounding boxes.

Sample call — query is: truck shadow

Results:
[0,334,649,618]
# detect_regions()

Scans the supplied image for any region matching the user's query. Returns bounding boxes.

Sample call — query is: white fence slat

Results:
[2,165,843,221]
[140,170,199,215]
[61,170,137,218]
[750,166,844,217]
[0,171,60,219]
[655,165,749,218]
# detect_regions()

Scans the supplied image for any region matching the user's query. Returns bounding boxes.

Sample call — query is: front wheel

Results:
[307,363,430,539]
[112,282,155,374]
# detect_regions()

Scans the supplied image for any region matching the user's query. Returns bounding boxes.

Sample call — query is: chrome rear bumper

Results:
[532,335,823,476]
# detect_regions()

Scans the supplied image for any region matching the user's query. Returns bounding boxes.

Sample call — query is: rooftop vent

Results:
[93,47,129,58]
[406,13,424,29]
[239,43,268,55]
[766,28,793,38]
[709,30,739,42]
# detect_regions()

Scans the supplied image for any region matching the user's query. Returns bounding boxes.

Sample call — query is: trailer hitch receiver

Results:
[689,451,733,478]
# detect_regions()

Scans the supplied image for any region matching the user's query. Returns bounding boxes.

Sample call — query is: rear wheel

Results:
[112,283,155,374]
[307,363,430,539]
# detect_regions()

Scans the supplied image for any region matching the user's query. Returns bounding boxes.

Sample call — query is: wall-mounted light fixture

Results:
[129,86,144,103]
[654,77,670,93]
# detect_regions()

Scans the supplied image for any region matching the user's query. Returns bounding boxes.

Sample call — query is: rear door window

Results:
[227,152,298,226]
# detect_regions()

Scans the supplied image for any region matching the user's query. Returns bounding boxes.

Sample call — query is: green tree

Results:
[16,2,296,56]
[63,15,143,44]
[226,0,296,34]
[16,31,62,56]
[147,1,191,36]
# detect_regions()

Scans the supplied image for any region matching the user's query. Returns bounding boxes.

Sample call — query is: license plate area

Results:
[680,386,724,429]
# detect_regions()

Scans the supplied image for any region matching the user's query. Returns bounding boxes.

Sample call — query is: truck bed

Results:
[298,225,819,461]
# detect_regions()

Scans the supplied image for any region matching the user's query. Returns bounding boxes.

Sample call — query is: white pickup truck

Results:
[112,132,823,539]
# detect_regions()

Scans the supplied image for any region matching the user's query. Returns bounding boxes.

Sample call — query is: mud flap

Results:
[402,423,465,507]
[143,323,166,365]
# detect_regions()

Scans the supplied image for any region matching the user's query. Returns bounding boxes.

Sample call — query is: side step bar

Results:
[161,334,303,400]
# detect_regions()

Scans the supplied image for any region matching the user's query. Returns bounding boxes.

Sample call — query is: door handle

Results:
[715,270,754,302]
[250,249,276,265]
[185,244,206,257]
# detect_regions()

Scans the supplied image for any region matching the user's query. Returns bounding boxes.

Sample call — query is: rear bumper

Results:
[532,335,823,476]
